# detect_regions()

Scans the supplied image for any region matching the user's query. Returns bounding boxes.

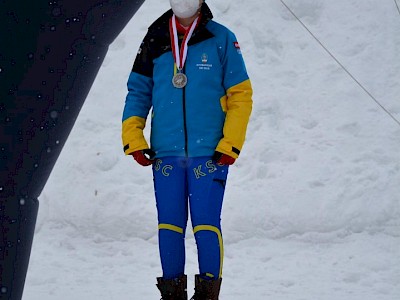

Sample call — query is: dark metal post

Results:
[0,1,145,299]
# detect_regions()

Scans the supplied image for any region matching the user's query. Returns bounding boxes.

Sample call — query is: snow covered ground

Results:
[24,0,400,299]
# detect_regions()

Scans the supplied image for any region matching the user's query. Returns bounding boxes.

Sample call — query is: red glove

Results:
[132,149,155,166]
[212,151,236,166]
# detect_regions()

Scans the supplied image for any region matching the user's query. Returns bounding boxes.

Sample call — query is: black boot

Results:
[190,275,222,300]
[156,275,188,300]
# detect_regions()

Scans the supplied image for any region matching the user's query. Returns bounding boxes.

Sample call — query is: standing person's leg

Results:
[187,157,229,280]
[153,156,188,279]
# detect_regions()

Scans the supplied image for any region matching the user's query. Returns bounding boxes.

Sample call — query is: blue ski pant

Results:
[152,156,229,280]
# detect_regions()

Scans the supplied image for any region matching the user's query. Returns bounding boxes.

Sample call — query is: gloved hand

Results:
[132,149,156,166]
[212,151,236,166]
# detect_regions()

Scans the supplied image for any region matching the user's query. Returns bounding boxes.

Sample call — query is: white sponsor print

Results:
[196,53,213,70]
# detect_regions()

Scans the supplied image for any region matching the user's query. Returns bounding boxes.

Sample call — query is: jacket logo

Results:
[137,41,145,55]
[201,53,208,63]
[196,53,212,70]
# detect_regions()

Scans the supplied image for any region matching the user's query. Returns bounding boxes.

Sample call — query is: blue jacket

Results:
[122,3,252,159]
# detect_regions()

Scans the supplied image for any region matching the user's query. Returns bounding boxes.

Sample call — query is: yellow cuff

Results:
[216,139,240,159]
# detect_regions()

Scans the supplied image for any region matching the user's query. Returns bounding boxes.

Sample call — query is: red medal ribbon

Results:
[169,15,199,72]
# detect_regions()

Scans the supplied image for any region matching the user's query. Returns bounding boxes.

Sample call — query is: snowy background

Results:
[24,0,400,299]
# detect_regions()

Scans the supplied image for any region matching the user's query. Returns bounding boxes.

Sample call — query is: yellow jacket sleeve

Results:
[216,79,253,159]
[122,116,149,155]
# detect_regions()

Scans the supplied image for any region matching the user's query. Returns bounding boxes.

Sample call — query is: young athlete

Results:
[122,0,252,299]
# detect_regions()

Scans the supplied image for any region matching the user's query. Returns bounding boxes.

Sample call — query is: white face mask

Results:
[170,0,201,19]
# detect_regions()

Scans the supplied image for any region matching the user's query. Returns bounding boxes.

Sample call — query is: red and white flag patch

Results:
[233,41,242,54]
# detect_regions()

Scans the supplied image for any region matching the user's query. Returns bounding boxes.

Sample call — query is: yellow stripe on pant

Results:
[193,225,224,279]
[158,223,184,234]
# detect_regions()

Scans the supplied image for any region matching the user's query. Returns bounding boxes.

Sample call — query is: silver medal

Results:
[170,15,199,89]
[172,72,187,88]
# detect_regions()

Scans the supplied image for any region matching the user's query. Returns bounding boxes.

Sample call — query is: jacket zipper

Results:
[177,34,188,157]
[182,69,189,157]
